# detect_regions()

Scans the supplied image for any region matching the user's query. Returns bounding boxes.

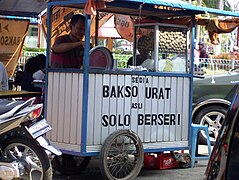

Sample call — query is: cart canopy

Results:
[0,0,238,18]
[48,0,239,18]
[116,0,239,17]
[0,0,47,17]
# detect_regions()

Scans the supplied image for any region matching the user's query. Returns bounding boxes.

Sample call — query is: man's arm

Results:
[52,41,83,53]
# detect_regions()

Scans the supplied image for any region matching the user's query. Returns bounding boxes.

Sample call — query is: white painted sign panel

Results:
[47,72,190,152]
[87,74,190,145]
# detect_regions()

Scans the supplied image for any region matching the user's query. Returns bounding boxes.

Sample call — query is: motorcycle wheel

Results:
[2,136,52,180]
[52,154,91,175]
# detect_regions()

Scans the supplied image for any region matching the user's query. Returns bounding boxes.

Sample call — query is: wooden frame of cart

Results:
[44,0,239,179]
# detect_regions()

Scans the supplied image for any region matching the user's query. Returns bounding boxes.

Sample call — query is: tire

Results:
[195,105,227,145]
[179,153,191,168]
[99,129,144,180]
[2,136,52,180]
[52,154,91,175]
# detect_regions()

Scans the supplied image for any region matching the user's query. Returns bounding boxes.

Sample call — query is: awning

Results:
[97,27,121,38]
[97,16,121,38]
[0,0,47,17]
[0,0,238,18]
[117,0,239,17]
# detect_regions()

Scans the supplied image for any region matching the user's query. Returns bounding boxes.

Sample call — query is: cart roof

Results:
[49,0,239,18]
[0,0,238,18]
[0,0,47,17]
[130,0,239,17]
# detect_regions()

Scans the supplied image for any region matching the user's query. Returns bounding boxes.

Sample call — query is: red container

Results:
[144,154,157,169]
[144,153,180,170]
[156,153,180,170]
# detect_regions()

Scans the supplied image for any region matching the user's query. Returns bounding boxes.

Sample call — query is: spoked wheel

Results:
[52,154,91,175]
[2,136,52,180]
[99,129,144,180]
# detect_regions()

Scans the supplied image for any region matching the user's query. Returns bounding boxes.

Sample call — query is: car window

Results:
[226,119,239,179]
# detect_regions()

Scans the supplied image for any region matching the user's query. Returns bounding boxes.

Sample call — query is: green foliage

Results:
[114,39,125,48]
[184,0,232,11]
[97,39,105,46]
[114,49,132,55]
[113,53,132,68]
[21,47,46,59]
[23,47,46,52]
[114,49,123,54]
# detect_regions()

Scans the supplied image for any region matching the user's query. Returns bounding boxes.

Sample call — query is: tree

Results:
[185,0,233,53]
[184,0,232,10]
[216,0,224,10]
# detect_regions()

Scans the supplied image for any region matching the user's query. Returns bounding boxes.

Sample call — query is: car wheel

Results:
[195,105,227,145]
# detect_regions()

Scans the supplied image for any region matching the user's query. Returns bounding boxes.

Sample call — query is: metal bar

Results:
[189,14,196,152]
[81,14,91,153]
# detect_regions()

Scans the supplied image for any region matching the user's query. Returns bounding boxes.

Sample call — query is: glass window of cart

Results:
[133,23,188,72]
[46,8,86,69]
[47,8,116,70]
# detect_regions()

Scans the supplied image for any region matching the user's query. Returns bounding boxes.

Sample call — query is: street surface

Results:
[53,145,210,180]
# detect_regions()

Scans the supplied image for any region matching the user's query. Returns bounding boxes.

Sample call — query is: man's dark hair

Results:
[25,54,46,73]
[70,14,85,25]
[198,42,204,46]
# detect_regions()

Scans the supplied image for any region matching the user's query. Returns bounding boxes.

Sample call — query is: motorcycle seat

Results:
[0,97,36,120]
[0,99,25,115]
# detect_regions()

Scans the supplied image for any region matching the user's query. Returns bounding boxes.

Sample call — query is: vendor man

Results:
[127,35,151,67]
[51,14,85,68]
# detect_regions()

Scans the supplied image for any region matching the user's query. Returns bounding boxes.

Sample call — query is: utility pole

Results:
[232,0,239,46]
[216,0,224,10]
[214,0,224,55]
[196,0,202,42]
[230,0,237,48]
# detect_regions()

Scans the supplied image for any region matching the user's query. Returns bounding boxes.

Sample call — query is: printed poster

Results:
[0,18,29,77]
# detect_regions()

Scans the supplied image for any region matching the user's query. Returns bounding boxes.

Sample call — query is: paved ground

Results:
[53,145,210,180]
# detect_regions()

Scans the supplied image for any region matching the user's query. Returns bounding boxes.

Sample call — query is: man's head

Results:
[70,14,85,41]
[137,36,149,57]
[198,42,204,49]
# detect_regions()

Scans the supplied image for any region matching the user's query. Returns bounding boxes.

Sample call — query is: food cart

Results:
[44,0,239,179]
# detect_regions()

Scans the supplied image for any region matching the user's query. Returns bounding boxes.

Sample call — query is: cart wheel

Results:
[52,154,91,175]
[99,129,144,180]
[179,153,191,168]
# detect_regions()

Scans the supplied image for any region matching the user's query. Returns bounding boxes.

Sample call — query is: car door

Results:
[226,111,239,179]
[204,87,239,179]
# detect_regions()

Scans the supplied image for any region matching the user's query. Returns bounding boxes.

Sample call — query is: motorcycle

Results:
[0,97,61,180]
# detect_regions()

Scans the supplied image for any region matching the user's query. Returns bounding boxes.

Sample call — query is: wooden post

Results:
[107,38,113,51]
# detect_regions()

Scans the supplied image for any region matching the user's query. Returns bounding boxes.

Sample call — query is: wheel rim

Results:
[4,143,44,180]
[200,111,225,142]
[183,155,191,166]
[180,154,191,168]
[105,133,142,179]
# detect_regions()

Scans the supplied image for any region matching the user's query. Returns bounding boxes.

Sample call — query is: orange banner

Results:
[0,18,29,77]
[41,7,113,46]
[42,7,75,46]
[115,14,134,42]
[90,12,113,37]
